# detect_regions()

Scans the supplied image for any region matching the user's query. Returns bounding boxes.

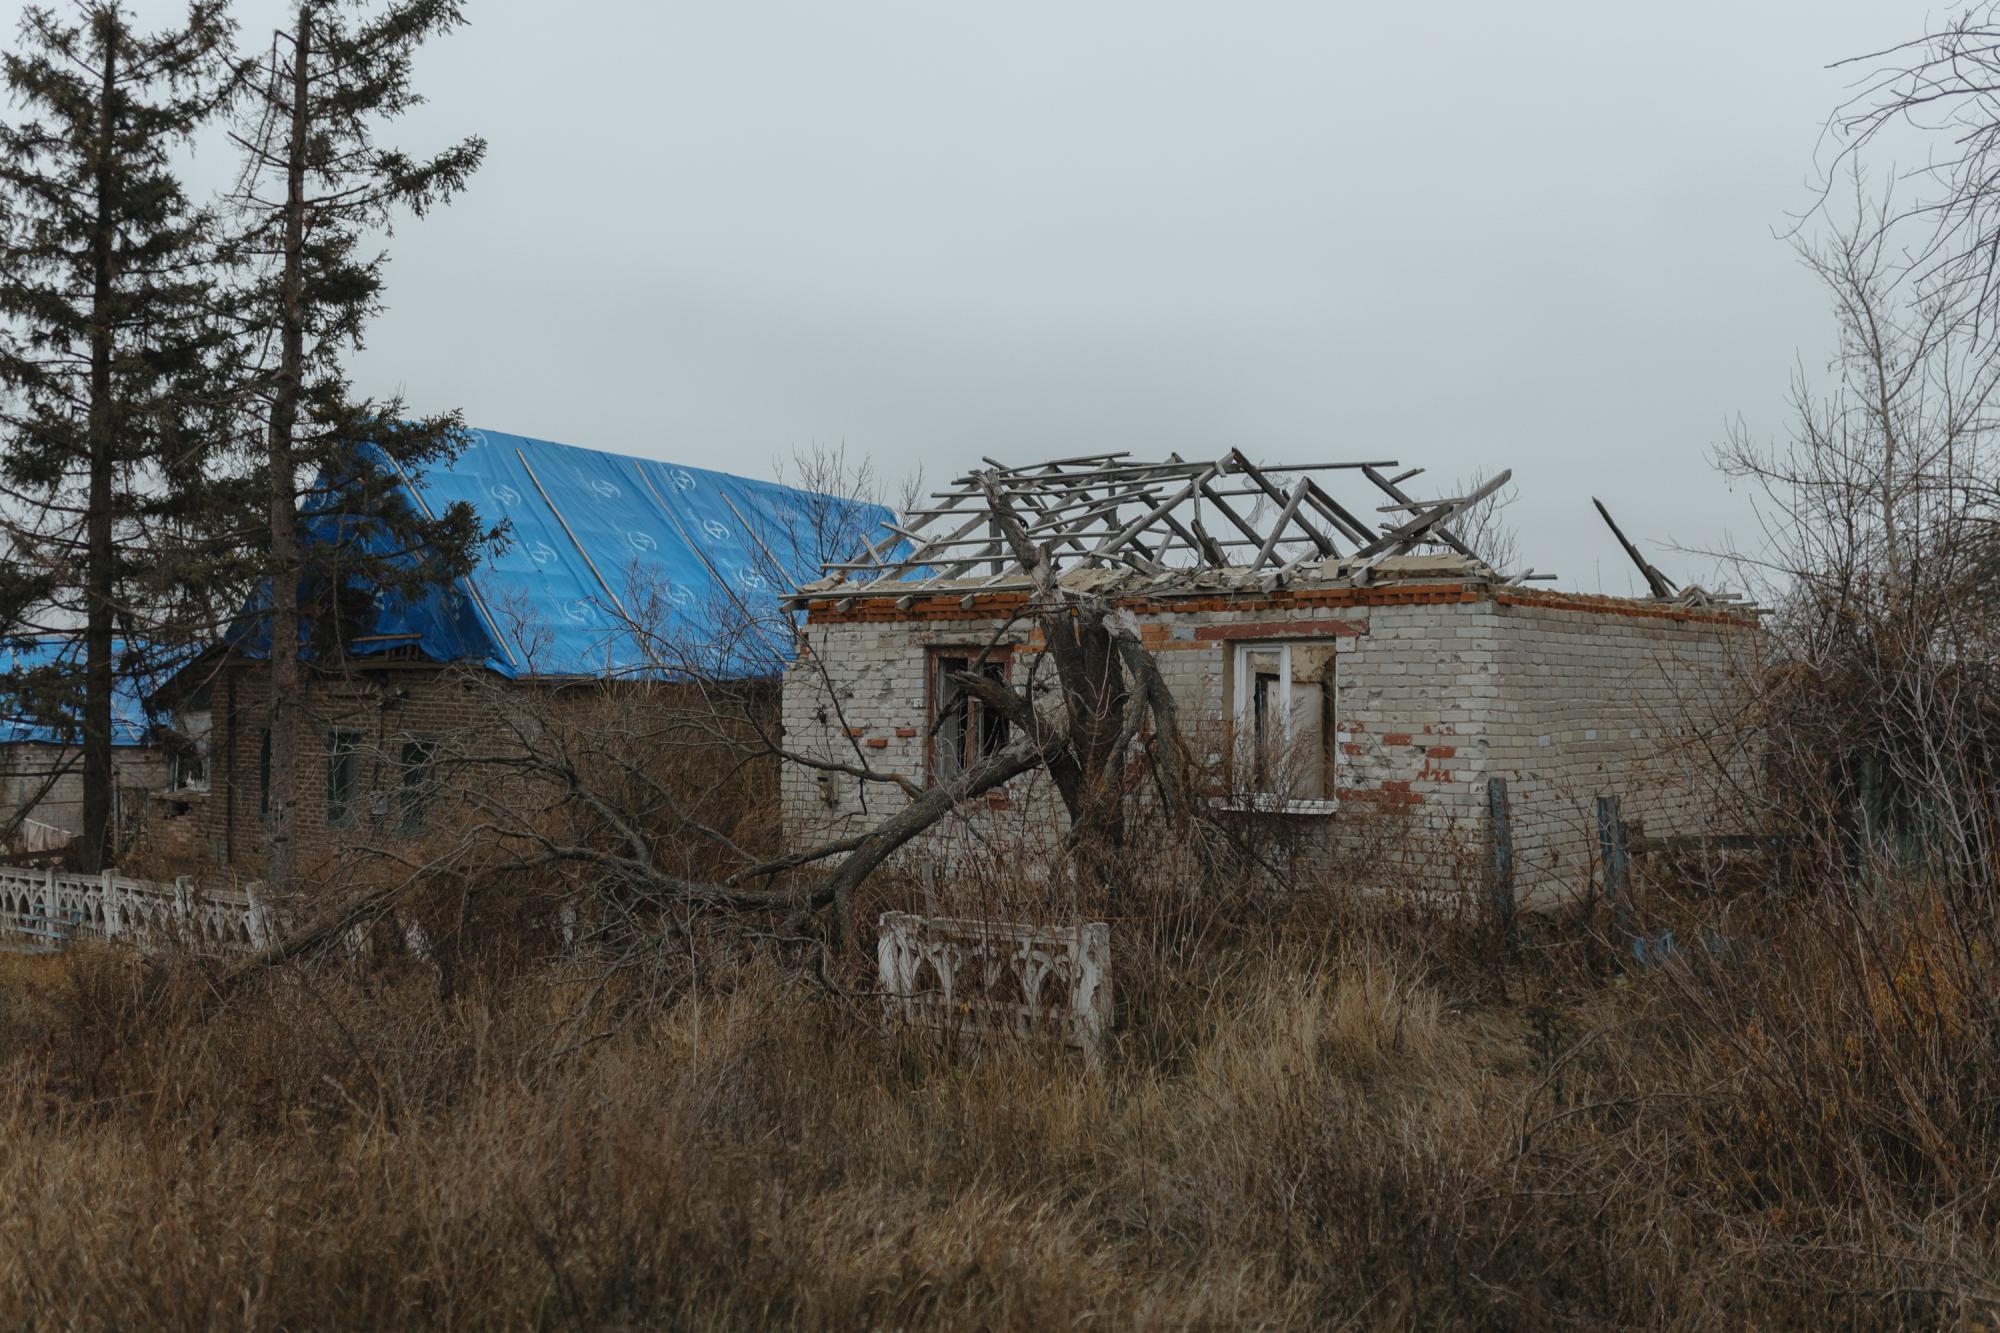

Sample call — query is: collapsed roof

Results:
[789,450,1529,608]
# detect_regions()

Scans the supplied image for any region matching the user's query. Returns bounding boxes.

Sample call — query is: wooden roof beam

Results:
[1223,450,1339,557]
[1083,464,1220,567]
[1195,478,1272,553]
[1592,498,1677,598]
[1298,478,1379,546]
[1355,469,1511,558]
[1361,464,1480,561]
[1248,479,1313,571]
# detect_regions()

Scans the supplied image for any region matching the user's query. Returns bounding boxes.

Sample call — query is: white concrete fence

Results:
[0,867,271,956]
[877,911,1112,1062]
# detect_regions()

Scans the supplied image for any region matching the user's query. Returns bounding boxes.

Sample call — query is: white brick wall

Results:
[781,589,1757,907]
[1483,599,1759,904]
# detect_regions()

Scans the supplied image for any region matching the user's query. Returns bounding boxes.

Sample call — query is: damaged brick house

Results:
[780,453,1759,906]
[149,428,884,880]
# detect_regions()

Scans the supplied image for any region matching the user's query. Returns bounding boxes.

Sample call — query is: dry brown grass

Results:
[0,948,65,993]
[0,875,1997,1330]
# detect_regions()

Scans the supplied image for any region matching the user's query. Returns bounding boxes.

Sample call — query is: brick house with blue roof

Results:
[151,427,887,881]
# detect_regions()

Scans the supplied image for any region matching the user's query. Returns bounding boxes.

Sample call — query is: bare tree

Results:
[213,451,1233,985]
[220,444,1522,978]
[1826,5,2000,351]
[1447,469,1520,576]
[1720,186,2000,883]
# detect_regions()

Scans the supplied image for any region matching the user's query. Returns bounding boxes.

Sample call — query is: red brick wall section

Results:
[801,581,1757,629]
[195,663,774,897]
[199,660,504,886]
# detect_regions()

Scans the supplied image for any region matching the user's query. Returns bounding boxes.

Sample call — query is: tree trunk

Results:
[263,12,311,896]
[966,477,1141,900]
[78,26,119,874]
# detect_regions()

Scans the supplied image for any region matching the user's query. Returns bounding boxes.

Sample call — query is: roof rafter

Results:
[790,450,1513,607]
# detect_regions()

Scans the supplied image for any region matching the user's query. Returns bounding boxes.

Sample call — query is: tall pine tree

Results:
[231,0,488,894]
[0,1,241,871]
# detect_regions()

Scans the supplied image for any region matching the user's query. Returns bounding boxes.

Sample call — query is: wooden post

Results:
[1487,777,1518,953]
[1596,795,1632,937]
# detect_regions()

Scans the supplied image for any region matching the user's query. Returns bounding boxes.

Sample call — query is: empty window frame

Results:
[325,729,361,829]
[168,690,212,793]
[397,737,439,836]
[1231,641,1337,804]
[929,650,1010,782]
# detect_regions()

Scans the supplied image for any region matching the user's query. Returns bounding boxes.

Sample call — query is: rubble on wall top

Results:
[790,549,1502,604]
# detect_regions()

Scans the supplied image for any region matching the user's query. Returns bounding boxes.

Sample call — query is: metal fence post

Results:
[1596,794,1632,938]
[1487,777,1518,953]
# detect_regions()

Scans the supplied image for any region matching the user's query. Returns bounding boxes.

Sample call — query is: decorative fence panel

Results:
[876,911,1112,1062]
[0,868,269,956]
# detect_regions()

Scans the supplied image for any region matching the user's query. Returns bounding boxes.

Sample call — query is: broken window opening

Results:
[1230,640,1337,809]
[397,736,439,836]
[930,651,1010,783]
[167,689,212,793]
[325,729,361,829]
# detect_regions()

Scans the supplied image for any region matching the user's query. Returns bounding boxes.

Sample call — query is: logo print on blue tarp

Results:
[529,541,557,565]
[587,478,620,500]
[489,483,521,507]
[701,518,729,542]
[670,469,695,491]
[627,531,657,552]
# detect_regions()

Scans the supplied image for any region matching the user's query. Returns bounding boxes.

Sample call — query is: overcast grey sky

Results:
[8,1,1949,591]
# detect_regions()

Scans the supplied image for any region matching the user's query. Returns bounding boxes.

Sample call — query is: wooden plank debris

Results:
[1592,498,1678,599]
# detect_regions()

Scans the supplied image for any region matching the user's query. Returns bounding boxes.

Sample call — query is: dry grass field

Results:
[0,873,1994,1331]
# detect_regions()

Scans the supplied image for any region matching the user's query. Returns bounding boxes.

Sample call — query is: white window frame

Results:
[1226,639,1339,815]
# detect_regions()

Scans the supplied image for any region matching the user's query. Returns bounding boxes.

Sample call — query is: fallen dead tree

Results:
[222,554,1202,975]
[219,449,1518,979]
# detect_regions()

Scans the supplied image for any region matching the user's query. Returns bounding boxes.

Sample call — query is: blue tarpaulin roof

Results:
[235,428,893,680]
[0,637,184,747]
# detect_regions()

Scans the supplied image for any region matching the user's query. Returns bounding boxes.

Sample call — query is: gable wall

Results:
[1483,593,1761,905]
